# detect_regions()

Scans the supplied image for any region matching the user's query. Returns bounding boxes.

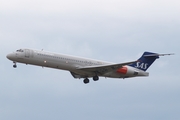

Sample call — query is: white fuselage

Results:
[7,49,149,79]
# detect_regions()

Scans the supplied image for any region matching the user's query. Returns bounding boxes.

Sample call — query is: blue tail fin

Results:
[129,52,159,71]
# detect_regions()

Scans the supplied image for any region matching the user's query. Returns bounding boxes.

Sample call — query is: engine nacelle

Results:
[117,66,149,77]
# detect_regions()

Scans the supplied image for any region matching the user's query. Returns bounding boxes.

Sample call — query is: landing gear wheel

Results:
[93,76,99,81]
[13,64,17,68]
[13,62,17,68]
[83,78,89,84]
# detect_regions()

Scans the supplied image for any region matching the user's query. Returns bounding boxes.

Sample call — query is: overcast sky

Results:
[0,0,180,120]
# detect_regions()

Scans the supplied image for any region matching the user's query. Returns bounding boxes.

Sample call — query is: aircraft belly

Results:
[15,57,75,71]
[71,70,96,78]
[102,72,124,78]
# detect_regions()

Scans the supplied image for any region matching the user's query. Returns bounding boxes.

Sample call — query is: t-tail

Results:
[129,52,174,71]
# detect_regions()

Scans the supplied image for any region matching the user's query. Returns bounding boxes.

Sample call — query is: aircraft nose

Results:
[6,53,15,60]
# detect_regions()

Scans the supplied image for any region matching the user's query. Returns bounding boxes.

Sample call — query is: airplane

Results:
[6,48,173,84]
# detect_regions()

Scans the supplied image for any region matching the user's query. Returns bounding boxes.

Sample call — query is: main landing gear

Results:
[83,78,89,84]
[83,76,99,84]
[13,62,17,68]
[93,76,99,81]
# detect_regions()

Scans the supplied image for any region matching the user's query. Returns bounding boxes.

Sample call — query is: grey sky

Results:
[0,0,179,120]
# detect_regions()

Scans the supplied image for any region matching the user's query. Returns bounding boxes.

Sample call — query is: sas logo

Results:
[135,62,148,70]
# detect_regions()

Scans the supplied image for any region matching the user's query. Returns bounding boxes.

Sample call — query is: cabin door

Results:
[25,49,30,58]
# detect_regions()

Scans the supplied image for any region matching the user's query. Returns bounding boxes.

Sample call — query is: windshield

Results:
[16,49,24,52]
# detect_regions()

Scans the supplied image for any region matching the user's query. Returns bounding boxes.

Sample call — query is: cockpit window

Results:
[16,49,24,52]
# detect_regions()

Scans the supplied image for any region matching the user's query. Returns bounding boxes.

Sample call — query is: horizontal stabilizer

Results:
[144,53,174,57]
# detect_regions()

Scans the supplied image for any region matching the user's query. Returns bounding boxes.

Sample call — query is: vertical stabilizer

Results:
[129,52,159,71]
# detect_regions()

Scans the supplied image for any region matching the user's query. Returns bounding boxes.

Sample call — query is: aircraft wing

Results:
[77,61,136,74]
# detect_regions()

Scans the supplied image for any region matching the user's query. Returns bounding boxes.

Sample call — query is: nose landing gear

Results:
[13,62,17,68]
